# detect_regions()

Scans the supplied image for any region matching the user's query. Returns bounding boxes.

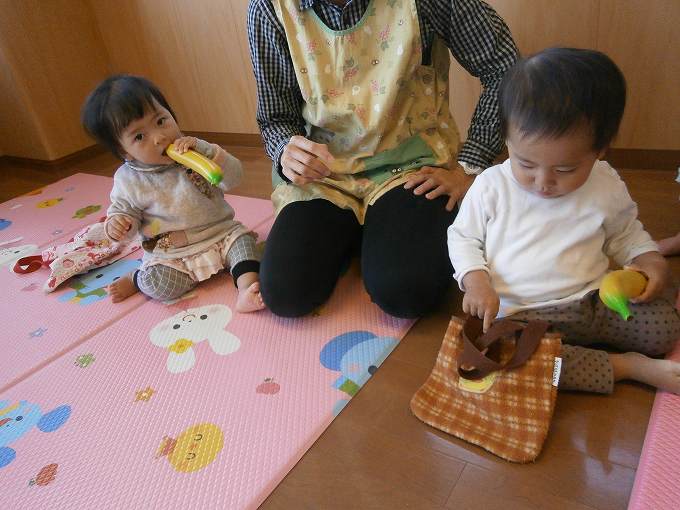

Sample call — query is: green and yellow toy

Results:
[165,144,223,186]
[599,269,647,321]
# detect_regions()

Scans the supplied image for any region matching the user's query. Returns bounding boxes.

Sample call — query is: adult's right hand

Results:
[280,135,334,185]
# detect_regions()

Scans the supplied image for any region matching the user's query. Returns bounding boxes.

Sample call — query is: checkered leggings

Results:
[509,288,680,393]
[135,234,258,301]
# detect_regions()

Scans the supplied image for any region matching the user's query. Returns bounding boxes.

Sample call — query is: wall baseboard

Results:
[1,134,678,171]
[0,143,107,170]
[603,148,679,172]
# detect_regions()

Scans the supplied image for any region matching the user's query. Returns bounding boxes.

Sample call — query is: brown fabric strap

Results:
[458,317,549,380]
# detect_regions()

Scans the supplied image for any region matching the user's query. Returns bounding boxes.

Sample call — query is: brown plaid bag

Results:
[410,315,562,463]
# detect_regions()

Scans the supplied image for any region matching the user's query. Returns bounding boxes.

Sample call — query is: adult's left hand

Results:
[403,165,475,212]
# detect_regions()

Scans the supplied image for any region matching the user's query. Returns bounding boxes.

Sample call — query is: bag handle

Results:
[458,316,549,380]
[13,255,49,274]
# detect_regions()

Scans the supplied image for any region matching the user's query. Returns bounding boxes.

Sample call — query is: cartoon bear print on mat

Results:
[320,331,398,416]
[58,258,141,305]
[0,244,38,272]
[149,304,241,374]
[156,423,224,473]
[0,401,71,468]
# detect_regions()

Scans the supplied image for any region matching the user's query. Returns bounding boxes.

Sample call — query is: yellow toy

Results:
[165,144,223,186]
[599,269,647,321]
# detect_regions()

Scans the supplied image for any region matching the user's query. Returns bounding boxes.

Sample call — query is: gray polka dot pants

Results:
[509,288,680,393]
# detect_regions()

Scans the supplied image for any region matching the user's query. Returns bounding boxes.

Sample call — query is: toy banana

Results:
[599,269,647,321]
[165,144,223,186]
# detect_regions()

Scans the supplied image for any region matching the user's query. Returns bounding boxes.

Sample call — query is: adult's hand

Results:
[403,165,475,211]
[280,135,334,185]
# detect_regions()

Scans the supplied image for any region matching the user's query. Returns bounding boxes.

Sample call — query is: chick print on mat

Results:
[149,304,241,374]
[156,423,224,473]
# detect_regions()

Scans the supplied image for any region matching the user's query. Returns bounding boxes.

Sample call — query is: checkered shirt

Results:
[247,0,518,173]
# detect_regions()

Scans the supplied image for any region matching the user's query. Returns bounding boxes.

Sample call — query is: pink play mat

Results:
[628,339,680,509]
[0,174,414,508]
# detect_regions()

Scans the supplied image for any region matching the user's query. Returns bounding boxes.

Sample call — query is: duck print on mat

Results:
[149,304,241,374]
[320,331,398,416]
[156,423,224,473]
[58,258,141,305]
[0,400,71,468]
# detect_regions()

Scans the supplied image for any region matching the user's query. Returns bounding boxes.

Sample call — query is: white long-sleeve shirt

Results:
[448,159,658,317]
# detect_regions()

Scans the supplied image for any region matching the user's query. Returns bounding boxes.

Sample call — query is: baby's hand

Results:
[628,251,670,303]
[462,271,500,332]
[173,136,198,154]
[106,215,132,241]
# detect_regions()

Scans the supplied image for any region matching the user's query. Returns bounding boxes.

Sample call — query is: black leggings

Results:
[259,186,457,318]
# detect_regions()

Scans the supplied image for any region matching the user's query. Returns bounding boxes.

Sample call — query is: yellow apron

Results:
[272,0,460,223]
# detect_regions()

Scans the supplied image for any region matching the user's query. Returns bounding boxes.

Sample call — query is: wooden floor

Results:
[2,147,679,510]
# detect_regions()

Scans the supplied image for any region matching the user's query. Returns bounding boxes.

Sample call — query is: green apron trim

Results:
[309,0,376,36]
[358,134,436,184]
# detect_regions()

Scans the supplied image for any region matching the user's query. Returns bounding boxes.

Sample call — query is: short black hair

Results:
[499,47,626,151]
[81,75,176,159]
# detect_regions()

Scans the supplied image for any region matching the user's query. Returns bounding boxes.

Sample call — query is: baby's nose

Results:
[535,169,555,187]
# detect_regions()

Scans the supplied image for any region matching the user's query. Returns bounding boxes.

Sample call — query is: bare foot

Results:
[657,232,680,257]
[235,281,265,313]
[109,274,138,303]
[612,352,680,394]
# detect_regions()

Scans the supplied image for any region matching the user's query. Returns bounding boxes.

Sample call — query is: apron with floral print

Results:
[272,0,460,223]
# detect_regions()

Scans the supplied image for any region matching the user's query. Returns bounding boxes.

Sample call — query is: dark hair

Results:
[81,75,176,159]
[499,47,626,151]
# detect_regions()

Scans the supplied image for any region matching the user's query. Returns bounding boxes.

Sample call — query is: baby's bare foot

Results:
[620,352,680,394]
[109,274,138,303]
[235,281,265,313]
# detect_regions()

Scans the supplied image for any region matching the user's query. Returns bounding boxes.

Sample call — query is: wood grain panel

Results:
[0,0,111,160]
[89,0,259,136]
[449,0,598,141]
[0,45,46,159]
[598,0,680,150]
[1,0,677,160]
